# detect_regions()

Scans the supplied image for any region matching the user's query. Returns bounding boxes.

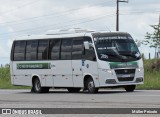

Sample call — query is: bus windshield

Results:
[94,35,141,62]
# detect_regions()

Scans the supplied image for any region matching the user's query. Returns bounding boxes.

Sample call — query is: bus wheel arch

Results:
[32,76,39,86]
[83,75,99,93]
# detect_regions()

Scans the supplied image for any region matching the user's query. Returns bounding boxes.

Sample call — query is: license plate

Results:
[121,74,131,77]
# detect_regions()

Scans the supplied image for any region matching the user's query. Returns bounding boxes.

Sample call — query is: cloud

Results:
[0,45,9,60]
[0,0,160,64]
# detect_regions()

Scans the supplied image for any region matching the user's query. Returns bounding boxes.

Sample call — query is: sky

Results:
[0,0,160,65]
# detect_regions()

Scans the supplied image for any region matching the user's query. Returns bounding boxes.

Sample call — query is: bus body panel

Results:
[72,60,83,87]
[12,62,32,86]
[41,75,54,87]
[53,60,73,87]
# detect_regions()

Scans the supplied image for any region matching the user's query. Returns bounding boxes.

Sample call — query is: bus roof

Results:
[14,28,129,41]
[92,32,130,37]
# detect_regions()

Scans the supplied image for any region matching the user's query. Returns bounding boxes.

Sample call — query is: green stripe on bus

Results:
[17,63,51,69]
[109,61,138,69]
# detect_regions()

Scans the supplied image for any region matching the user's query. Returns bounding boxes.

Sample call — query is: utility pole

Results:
[116,0,128,31]
[159,14,160,24]
[158,14,160,57]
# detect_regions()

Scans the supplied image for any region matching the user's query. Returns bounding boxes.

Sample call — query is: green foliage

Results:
[137,59,160,90]
[137,70,160,90]
[143,59,160,71]
[0,67,30,89]
[143,24,160,50]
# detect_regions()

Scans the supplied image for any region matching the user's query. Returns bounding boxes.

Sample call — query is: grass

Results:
[0,59,160,89]
[0,66,30,89]
[137,59,160,90]
[137,70,160,90]
[0,78,30,89]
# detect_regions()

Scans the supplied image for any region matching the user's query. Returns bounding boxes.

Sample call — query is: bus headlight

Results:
[137,67,143,72]
[102,69,113,74]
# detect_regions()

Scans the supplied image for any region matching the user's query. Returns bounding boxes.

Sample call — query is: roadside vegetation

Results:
[0,59,160,89]
[0,65,30,89]
[137,59,160,90]
[136,20,160,89]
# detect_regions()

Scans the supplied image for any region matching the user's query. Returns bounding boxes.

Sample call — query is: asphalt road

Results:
[0,89,160,116]
[0,89,160,108]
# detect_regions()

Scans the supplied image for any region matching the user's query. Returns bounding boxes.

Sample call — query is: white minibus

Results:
[10,28,144,93]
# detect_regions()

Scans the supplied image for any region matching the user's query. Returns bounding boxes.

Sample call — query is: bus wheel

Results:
[87,78,98,93]
[67,88,81,93]
[33,78,49,93]
[124,85,136,92]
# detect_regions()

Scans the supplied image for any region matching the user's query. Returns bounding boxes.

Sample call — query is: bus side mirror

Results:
[84,41,90,49]
[136,41,141,47]
[84,41,93,50]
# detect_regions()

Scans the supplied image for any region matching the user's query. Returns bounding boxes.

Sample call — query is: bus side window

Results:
[13,41,26,61]
[72,37,83,60]
[26,41,31,60]
[83,37,96,61]
[60,39,72,60]
[11,41,15,61]
[26,40,38,60]
[38,40,48,60]
[48,40,61,60]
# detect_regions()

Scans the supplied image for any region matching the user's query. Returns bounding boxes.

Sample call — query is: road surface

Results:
[0,89,160,116]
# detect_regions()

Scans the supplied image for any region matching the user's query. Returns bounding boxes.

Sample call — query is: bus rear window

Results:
[13,41,26,61]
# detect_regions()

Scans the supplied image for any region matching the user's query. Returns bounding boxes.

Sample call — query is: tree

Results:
[143,22,160,58]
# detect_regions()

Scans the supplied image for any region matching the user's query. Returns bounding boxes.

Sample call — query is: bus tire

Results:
[87,78,98,93]
[67,88,81,93]
[31,87,35,93]
[33,78,49,93]
[124,85,136,92]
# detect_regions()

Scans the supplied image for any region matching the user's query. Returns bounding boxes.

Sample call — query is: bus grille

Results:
[118,77,134,81]
[115,69,135,82]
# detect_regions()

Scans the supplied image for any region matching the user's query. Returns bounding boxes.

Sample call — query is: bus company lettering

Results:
[17,63,51,69]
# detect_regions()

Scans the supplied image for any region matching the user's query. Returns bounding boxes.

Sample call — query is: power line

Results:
[2,2,159,35]
[120,10,160,15]
[50,14,115,31]
[0,14,115,37]
[0,57,9,59]
[0,1,115,25]
[0,0,42,16]
[1,14,115,36]
[4,7,159,36]
[0,7,158,38]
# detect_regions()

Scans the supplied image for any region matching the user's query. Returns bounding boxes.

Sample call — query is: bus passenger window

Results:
[72,37,83,60]
[60,39,72,60]
[13,41,26,61]
[38,40,48,60]
[49,40,61,60]
[26,40,38,60]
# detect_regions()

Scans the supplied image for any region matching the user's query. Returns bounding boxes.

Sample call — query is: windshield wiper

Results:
[120,53,137,58]
[106,53,124,61]
[109,48,127,61]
